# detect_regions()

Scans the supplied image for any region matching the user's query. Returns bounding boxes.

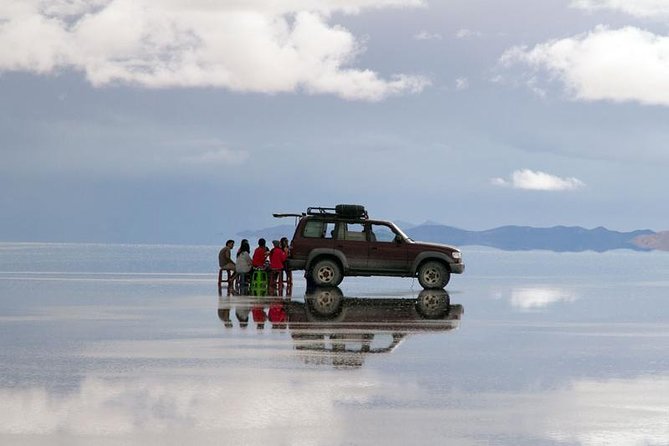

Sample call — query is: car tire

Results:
[311,259,343,287]
[416,289,450,319]
[417,261,450,289]
[306,287,344,320]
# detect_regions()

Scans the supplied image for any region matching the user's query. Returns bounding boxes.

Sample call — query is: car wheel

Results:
[311,259,343,287]
[416,289,450,319]
[306,287,344,319]
[417,261,450,289]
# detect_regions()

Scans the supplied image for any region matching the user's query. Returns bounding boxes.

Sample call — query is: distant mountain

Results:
[405,224,655,252]
[633,231,669,251]
[237,224,297,242]
[238,222,659,252]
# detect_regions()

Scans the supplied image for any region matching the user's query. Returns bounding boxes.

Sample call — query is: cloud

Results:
[510,287,578,310]
[538,377,669,446]
[413,30,442,40]
[491,169,585,191]
[0,0,429,101]
[171,143,250,166]
[455,77,469,90]
[1,371,668,446]
[0,374,351,436]
[500,26,669,106]
[455,28,483,39]
[571,0,669,18]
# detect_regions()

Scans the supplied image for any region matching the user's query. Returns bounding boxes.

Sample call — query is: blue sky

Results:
[1,0,668,244]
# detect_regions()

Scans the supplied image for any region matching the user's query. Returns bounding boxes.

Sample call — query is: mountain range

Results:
[403,225,655,252]
[238,223,663,252]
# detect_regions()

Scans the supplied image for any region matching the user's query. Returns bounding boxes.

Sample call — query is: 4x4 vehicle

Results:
[274,204,464,289]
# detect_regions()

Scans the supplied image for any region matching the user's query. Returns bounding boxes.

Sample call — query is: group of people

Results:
[218,301,287,330]
[218,237,292,293]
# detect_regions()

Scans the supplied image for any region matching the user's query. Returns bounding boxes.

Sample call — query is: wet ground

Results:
[0,244,668,445]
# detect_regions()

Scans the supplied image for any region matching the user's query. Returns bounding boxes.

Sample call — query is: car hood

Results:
[409,240,460,252]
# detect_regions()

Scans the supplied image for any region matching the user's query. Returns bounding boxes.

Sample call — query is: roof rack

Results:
[272,213,306,218]
[307,204,368,219]
[306,206,337,216]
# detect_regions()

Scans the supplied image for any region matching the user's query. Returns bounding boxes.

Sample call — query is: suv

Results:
[274,205,464,289]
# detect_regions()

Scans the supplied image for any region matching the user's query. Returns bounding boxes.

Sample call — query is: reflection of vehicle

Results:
[273,205,464,289]
[297,287,461,328]
[216,288,463,368]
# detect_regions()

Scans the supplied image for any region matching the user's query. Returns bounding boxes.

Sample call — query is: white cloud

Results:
[413,30,442,40]
[500,26,669,106]
[571,0,669,18]
[455,28,482,39]
[0,374,351,436]
[491,169,585,191]
[510,287,578,310]
[539,377,669,446]
[455,77,469,90]
[1,371,668,446]
[0,0,429,101]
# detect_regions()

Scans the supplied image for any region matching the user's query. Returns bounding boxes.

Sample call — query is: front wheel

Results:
[310,259,343,287]
[417,261,450,289]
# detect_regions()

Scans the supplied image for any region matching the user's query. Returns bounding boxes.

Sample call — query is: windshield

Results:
[389,222,413,242]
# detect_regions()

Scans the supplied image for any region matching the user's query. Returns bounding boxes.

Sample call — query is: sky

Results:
[1,0,668,244]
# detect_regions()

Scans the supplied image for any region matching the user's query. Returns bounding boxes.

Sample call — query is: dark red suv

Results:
[274,205,464,289]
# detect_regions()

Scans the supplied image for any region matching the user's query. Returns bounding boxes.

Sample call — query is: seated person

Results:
[269,240,287,271]
[218,239,236,284]
[235,240,253,291]
[252,238,270,269]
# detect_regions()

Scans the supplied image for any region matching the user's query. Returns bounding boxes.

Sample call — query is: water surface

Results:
[1,243,668,445]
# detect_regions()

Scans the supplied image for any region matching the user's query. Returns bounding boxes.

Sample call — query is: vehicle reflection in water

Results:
[217,287,463,368]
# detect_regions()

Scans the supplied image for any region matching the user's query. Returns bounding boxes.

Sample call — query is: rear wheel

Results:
[311,259,343,287]
[417,261,450,289]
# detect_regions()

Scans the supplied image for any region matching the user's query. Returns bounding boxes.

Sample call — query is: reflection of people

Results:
[217,308,233,328]
[235,302,250,328]
[252,305,266,329]
[218,240,236,285]
[268,302,287,329]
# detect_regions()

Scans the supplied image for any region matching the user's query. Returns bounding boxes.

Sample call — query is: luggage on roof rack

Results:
[335,204,367,218]
[306,204,367,219]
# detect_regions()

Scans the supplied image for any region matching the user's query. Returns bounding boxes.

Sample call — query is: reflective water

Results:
[1,243,668,445]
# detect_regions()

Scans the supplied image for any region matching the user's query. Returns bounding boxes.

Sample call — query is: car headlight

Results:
[452,251,462,260]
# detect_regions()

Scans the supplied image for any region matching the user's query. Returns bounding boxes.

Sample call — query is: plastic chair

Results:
[218,268,234,287]
[250,269,268,294]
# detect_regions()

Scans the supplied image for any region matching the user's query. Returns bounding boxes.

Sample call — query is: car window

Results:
[369,224,397,242]
[341,223,366,241]
[303,220,336,238]
[324,222,336,239]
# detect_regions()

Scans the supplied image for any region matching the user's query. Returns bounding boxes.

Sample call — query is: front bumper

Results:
[450,262,465,274]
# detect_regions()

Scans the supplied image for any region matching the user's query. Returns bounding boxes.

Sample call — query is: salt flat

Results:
[1,244,668,445]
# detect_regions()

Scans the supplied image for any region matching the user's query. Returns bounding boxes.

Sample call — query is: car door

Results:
[366,223,409,272]
[333,221,368,272]
[293,219,336,265]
